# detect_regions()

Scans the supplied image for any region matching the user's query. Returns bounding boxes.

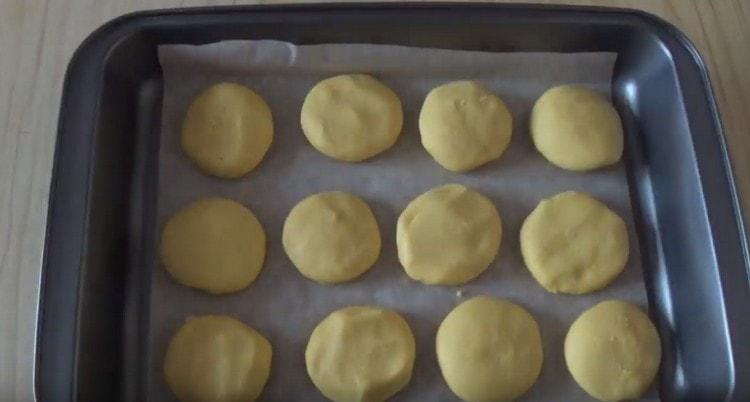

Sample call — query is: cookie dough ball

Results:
[397,184,502,285]
[437,296,543,402]
[521,191,628,294]
[306,306,416,402]
[301,74,403,162]
[565,300,661,401]
[164,315,272,402]
[530,85,623,171]
[160,197,266,294]
[181,82,273,178]
[419,80,512,172]
[283,191,381,283]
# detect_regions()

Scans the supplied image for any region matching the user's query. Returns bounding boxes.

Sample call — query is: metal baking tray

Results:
[37,3,750,401]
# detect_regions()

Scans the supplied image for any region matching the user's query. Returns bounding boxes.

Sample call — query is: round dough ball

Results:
[301,74,403,162]
[530,85,623,171]
[521,191,628,294]
[397,184,502,285]
[160,197,266,294]
[419,80,512,172]
[305,306,416,402]
[565,300,661,402]
[164,315,272,402]
[181,82,273,178]
[283,191,381,283]
[437,296,543,402]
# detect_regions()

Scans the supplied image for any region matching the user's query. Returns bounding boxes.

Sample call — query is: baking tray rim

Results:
[36,2,750,401]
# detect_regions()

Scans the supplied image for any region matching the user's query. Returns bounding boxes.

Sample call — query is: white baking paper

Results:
[152,40,656,401]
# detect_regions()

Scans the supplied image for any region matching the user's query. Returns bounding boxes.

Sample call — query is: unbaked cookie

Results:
[397,184,502,285]
[305,306,415,402]
[520,191,628,294]
[181,82,273,178]
[160,197,266,294]
[164,315,272,402]
[419,80,512,172]
[437,296,543,402]
[301,74,403,162]
[565,300,661,402]
[530,85,623,171]
[283,191,381,284]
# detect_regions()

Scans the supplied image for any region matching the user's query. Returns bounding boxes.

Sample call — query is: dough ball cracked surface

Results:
[164,315,272,402]
[305,306,416,402]
[419,80,512,172]
[283,191,381,284]
[520,191,628,294]
[301,74,403,162]
[397,184,502,285]
[160,197,266,294]
[565,300,661,402]
[437,296,543,402]
[530,85,623,171]
[181,82,273,178]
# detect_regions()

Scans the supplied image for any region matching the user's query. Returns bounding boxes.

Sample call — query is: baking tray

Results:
[37,3,750,401]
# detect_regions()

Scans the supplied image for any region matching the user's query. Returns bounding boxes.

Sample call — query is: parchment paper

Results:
[152,40,656,401]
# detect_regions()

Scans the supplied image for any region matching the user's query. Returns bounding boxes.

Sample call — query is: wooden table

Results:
[1,0,748,399]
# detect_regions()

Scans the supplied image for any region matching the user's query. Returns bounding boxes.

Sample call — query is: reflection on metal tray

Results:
[38,4,750,401]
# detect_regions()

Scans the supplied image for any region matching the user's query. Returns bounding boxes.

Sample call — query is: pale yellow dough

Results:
[530,85,623,171]
[520,191,628,294]
[301,74,403,162]
[164,315,272,402]
[397,184,502,285]
[282,191,381,284]
[565,300,661,402]
[160,197,266,294]
[181,82,273,178]
[419,80,512,172]
[305,306,416,402]
[436,296,543,402]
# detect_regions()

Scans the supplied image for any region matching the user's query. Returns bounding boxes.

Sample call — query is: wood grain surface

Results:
[1,0,748,400]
